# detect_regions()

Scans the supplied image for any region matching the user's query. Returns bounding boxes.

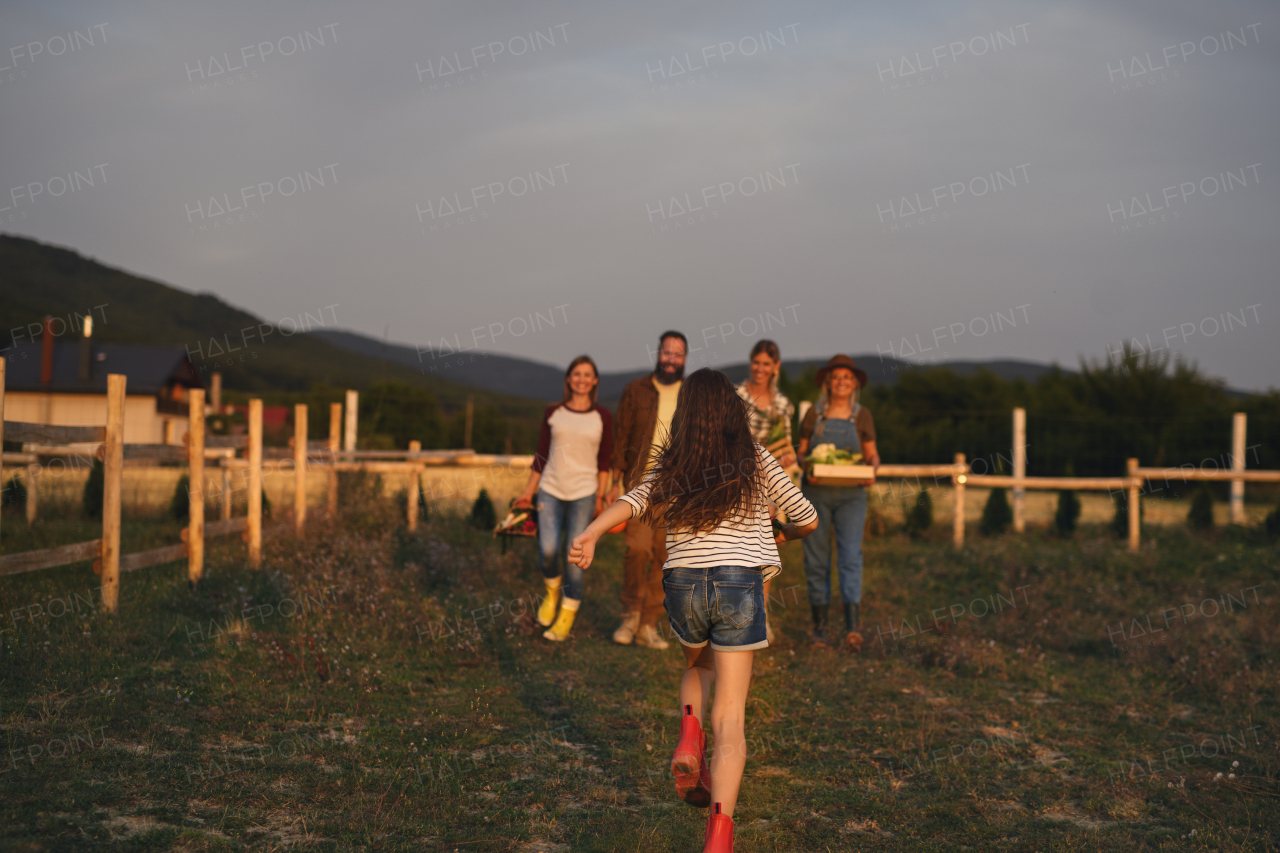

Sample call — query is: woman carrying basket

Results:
[797,355,880,647]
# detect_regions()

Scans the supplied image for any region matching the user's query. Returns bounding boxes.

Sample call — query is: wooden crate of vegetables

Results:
[806,443,875,486]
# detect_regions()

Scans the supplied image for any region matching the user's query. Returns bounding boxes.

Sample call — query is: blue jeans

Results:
[800,483,867,607]
[536,490,594,601]
[663,566,768,651]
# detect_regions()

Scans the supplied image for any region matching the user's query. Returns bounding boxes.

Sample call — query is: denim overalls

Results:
[800,407,868,607]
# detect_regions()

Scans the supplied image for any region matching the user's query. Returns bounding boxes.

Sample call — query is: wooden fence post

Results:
[247,399,262,568]
[952,452,966,549]
[0,356,5,543]
[344,390,358,452]
[188,389,205,587]
[221,468,232,520]
[1231,412,1246,525]
[101,374,126,613]
[210,372,222,411]
[1127,458,1140,553]
[25,464,38,527]
[328,402,341,519]
[1012,408,1026,533]
[407,440,421,531]
[294,404,307,537]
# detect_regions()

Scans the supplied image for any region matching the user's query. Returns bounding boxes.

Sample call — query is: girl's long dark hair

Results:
[642,369,760,533]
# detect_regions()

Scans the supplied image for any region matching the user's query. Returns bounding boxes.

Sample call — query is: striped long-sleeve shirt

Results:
[618,444,817,582]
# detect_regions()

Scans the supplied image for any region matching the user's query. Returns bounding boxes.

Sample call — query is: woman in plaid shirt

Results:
[735,339,797,644]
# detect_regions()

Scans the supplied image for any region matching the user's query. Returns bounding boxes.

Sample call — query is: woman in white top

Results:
[569,369,817,853]
[514,356,613,642]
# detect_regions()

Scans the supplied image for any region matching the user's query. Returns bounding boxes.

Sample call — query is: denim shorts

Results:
[663,566,768,652]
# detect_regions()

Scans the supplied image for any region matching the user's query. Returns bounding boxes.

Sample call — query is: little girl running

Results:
[570,368,817,853]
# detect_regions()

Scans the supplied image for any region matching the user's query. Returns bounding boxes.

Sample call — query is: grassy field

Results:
[1,485,1277,851]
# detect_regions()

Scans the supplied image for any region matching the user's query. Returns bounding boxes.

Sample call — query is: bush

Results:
[1187,485,1214,530]
[904,488,932,537]
[171,474,190,520]
[864,504,886,538]
[1265,502,1280,539]
[1110,491,1143,537]
[979,488,1011,535]
[470,489,497,531]
[84,459,105,518]
[1054,490,1080,536]
[3,475,27,509]
[334,470,388,532]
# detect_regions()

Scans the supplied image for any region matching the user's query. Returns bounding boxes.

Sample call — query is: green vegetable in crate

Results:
[804,443,862,466]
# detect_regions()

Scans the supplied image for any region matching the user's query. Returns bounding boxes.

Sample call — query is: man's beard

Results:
[654,359,684,385]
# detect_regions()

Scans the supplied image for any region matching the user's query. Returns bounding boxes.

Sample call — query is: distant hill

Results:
[312,328,1075,405]
[0,233,536,415]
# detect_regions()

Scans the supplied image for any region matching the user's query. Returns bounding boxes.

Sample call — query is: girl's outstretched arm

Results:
[568,500,633,569]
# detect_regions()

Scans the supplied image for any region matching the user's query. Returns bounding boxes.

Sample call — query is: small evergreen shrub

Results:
[980,488,1011,535]
[171,474,190,520]
[84,459,105,518]
[1054,490,1080,536]
[904,488,932,537]
[1266,502,1280,539]
[864,505,886,538]
[470,489,497,530]
[1110,491,1143,537]
[3,475,27,509]
[1187,485,1214,530]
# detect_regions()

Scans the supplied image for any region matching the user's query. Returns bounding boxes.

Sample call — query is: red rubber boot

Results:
[671,705,711,808]
[704,803,735,853]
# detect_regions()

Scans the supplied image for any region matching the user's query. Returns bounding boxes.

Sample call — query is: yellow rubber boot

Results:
[543,598,579,641]
[537,580,562,627]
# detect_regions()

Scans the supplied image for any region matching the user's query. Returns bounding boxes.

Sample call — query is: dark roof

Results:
[3,341,203,395]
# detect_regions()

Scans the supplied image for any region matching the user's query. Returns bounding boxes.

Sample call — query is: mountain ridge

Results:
[311,327,1080,405]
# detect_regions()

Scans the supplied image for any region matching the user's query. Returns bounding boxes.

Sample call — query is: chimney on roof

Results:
[79,314,94,382]
[41,316,55,385]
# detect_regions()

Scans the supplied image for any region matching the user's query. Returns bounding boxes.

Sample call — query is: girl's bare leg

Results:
[707,648,754,816]
[680,643,714,721]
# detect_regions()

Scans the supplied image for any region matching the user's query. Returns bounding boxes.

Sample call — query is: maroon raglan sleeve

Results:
[531,405,557,473]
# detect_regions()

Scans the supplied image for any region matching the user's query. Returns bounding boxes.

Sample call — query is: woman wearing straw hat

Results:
[796,355,879,647]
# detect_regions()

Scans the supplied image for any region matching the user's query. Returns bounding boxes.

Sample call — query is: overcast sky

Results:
[2,0,1277,389]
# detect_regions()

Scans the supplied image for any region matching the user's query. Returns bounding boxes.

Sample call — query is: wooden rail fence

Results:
[2,364,1275,606]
